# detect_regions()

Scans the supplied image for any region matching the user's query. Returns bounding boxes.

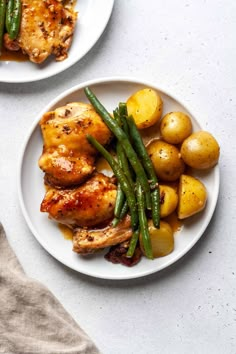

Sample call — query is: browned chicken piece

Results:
[41,173,117,228]
[73,215,132,254]
[3,33,20,51]
[38,102,112,188]
[17,0,77,63]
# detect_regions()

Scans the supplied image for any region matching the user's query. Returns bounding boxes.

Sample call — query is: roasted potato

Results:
[178,174,207,219]
[126,88,163,129]
[160,111,192,144]
[140,220,174,258]
[180,131,220,169]
[147,139,185,181]
[160,185,178,218]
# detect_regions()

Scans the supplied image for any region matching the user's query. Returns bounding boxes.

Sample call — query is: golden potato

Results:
[178,174,207,219]
[126,88,163,129]
[160,111,192,144]
[140,220,174,258]
[147,139,185,181]
[160,185,178,218]
[180,131,220,169]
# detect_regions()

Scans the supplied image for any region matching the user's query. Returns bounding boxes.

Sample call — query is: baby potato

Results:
[140,220,174,258]
[147,139,185,181]
[126,88,163,129]
[160,111,192,144]
[178,174,207,219]
[160,185,178,218]
[180,131,220,169]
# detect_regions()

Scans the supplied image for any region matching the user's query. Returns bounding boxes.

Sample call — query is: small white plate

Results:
[18,77,220,280]
[0,0,114,83]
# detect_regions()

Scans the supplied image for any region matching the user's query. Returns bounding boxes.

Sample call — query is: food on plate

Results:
[104,241,142,267]
[86,133,139,231]
[38,86,220,267]
[40,173,117,228]
[177,174,207,219]
[6,0,21,40]
[0,0,77,62]
[73,215,132,254]
[140,220,174,258]
[147,140,185,182]
[160,111,192,144]
[126,88,163,129]
[159,185,178,218]
[38,102,112,188]
[180,131,220,170]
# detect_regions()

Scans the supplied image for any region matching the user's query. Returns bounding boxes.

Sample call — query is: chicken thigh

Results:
[73,215,132,254]
[38,102,112,188]
[17,0,77,63]
[40,173,117,228]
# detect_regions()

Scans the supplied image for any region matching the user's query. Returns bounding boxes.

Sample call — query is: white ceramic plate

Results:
[0,0,114,83]
[18,77,220,280]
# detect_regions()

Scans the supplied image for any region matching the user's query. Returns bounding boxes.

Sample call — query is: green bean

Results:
[120,199,129,216]
[119,102,151,209]
[113,140,125,219]
[126,229,139,258]
[115,103,135,185]
[8,0,21,40]
[86,134,138,230]
[113,108,121,126]
[118,102,128,116]
[118,102,129,136]
[150,184,160,228]
[113,142,134,225]
[115,105,135,184]
[113,109,132,224]
[136,181,153,259]
[112,110,127,222]
[111,217,119,227]
[117,142,134,188]
[0,0,6,54]
[127,115,160,228]
[112,200,129,227]
[114,182,125,218]
[113,142,130,220]
[84,87,152,210]
[5,0,13,33]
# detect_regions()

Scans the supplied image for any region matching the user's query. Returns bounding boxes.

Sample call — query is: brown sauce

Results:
[58,224,73,241]
[0,47,28,62]
[163,212,183,233]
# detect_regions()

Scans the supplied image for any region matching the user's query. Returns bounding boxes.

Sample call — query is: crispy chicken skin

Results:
[17,0,77,63]
[41,173,117,228]
[73,215,132,254]
[38,102,112,188]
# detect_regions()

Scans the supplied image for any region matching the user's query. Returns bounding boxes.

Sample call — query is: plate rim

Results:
[17,76,220,280]
[0,0,114,83]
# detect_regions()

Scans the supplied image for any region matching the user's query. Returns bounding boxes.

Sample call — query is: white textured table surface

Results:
[0,1,236,353]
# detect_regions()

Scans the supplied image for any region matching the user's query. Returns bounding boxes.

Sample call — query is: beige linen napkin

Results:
[0,223,100,354]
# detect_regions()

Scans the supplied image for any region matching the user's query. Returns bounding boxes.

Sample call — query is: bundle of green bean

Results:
[84,87,160,260]
[0,0,21,54]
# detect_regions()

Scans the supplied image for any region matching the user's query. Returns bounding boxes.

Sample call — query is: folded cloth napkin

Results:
[0,223,100,354]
